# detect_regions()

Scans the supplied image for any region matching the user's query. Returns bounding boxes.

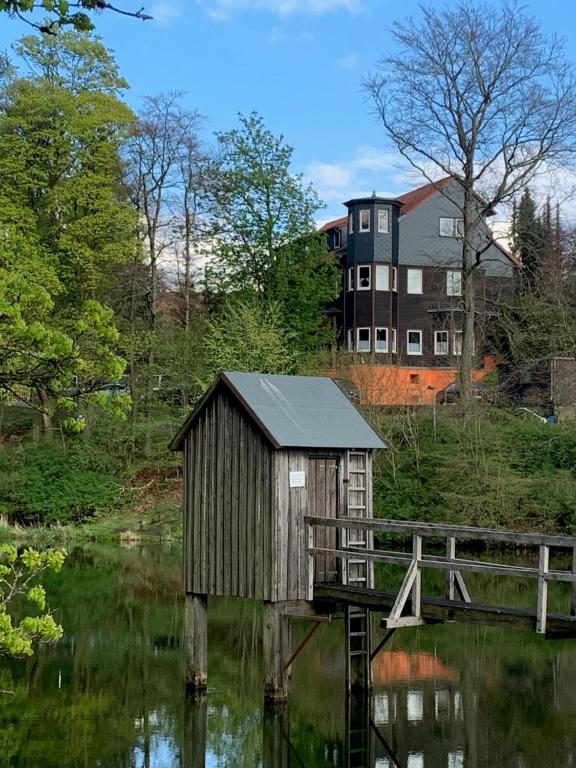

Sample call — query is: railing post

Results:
[446,536,456,600]
[411,534,422,618]
[537,544,549,635]
[307,522,315,601]
[571,546,576,617]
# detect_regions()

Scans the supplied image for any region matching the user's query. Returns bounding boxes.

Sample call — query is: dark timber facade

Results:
[324,177,519,368]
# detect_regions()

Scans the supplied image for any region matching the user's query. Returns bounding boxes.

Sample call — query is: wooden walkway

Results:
[305,515,576,639]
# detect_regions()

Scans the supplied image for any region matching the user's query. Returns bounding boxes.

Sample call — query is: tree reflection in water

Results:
[0,545,575,767]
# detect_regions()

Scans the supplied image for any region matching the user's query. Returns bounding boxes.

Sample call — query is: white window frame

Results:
[439,217,465,238]
[407,329,423,356]
[391,328,397,353]
[348,213,354,234]
[376,264,389,291]
[347,267,354,292]
[453,330,463,356]
[434,330,449,356]
[375,327,388,353]
[392,266,398,292]
[359,209,371,232]
[377,209,389,233]
[447,269,462,296]
[407,268,423,295]
[333,228,342,249]
[439,217,454,237]
[356,327,371,353]
[347,328,353,351]
[357,265,371,291]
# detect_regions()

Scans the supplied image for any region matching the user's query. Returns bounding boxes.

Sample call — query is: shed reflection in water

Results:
[0,545,575,768]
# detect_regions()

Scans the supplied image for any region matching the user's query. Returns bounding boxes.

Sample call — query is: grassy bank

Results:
[1,403,575,543]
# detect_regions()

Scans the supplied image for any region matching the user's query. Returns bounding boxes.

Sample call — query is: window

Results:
[376,264,389,291]
[357,265,371,290]
[375,327,388,353]
[434,330,449,355]
[347,267,354,292]
[378,209,389,233]
[347,328,353,351]
[359,209,370,232]
[440,217,464,237]
[407,330,423,355]
[357,327,370,352]
[348,213,354,234]
[407,268,423,294]
[391,328,397,353]
[333,228,341,249]
[447,269,462,296]
[453,330,463,356]
[392,267,398,291]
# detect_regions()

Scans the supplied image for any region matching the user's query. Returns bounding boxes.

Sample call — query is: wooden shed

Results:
[170,371,385,697]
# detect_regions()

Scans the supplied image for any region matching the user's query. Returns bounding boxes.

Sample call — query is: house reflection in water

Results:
[366,650,466,768]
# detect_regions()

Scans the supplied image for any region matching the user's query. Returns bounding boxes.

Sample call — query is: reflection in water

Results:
[0,545,575,767]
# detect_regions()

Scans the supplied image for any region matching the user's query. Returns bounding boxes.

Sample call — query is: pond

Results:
[1,545,575,767]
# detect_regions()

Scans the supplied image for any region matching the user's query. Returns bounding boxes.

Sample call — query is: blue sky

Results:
[0,0,574,223]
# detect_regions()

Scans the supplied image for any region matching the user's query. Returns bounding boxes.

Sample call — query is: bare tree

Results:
[365,0,576,399]
[126,93,202,339]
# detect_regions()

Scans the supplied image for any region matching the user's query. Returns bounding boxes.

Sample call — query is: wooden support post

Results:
[182,694,207,768]
[571,547,576,617]
[446,537,456,600]
[537,545,549,635]
[264,602,292,703]
[411,534,422,618]
[263,706,290,768]
[184,593,208,692]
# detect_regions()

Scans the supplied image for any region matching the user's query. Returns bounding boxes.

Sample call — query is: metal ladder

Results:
[344,451,373,692]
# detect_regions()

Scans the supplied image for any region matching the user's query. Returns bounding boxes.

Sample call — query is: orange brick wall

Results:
[327,358,494,406]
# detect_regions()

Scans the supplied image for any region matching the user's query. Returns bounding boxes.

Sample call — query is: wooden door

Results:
[308,456,339,583]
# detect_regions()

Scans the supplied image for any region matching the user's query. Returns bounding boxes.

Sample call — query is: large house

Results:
[323,177,519,374]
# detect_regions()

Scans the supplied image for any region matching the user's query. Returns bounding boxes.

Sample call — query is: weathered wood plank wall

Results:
[184,391,275,599]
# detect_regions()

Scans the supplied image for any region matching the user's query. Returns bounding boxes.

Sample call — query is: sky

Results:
[0,0,575,225]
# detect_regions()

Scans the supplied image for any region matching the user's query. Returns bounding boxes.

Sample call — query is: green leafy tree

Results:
[211,112,339,354]
[0,32,138,428]
[200,299,297,389]
[0,2,151,33]
[0,544,66,657]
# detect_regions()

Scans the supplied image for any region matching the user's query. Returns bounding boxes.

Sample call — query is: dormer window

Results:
[359,210,370,232]
[378,209,389,233]
[333,228,342,249]
[357,265,371,290]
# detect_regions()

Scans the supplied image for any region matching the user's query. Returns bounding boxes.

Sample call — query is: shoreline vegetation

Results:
[1,401,575,547]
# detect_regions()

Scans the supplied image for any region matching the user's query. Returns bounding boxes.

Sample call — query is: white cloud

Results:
[304,145,418,221]
[337,53,358,71]
[150,1,184,26]
[203,0,362,21]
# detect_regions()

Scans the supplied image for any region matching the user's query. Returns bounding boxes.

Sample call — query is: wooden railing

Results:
[305,516,576,635]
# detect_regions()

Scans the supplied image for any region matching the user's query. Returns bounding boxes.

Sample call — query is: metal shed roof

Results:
[170,371,386,451]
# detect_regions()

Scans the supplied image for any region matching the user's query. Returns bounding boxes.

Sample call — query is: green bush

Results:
[371,406,576,535]
[0,442,121,525]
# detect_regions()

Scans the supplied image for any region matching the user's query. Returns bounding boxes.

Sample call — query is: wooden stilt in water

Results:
[184,593,208,692]
[263,602,292,703]
[182,694,207,768]
[263,705,290,767]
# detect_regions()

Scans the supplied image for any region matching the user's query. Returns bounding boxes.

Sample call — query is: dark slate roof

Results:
[170,371,386,451]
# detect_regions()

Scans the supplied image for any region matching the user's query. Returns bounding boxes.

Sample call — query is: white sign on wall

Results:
[289,471,306,488]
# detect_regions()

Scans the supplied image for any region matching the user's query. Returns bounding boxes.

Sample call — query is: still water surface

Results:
[0,545,575,767]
